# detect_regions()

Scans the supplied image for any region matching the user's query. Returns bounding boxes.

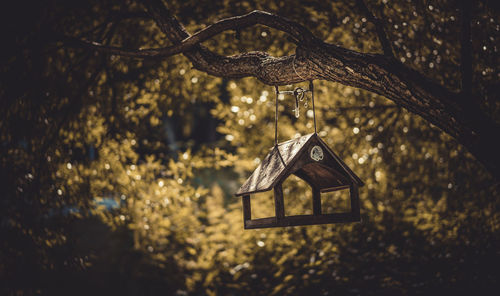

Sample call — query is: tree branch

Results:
[138,0,471,127]
[63,36,175,58]
[64,10,318,59]
[329,104,400,112]
[141,0,500,177]
[355,0,394,58]
[63,0,500,177]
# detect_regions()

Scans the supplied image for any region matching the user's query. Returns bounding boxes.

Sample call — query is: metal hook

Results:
[274,81,318,146]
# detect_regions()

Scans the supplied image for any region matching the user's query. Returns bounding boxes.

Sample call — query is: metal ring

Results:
[294,87,305,101]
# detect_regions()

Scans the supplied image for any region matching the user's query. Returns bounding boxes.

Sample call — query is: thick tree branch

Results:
[355,0,394,58]
[139,0,500,176]
[64,0,500,177]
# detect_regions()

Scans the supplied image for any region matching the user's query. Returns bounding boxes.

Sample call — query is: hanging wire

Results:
[274,85,279,146]
[294,91,300,118]
[292,54,307,81]
[310,80,317,134]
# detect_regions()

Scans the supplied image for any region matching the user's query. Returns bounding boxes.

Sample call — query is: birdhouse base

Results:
[241,184,361,229]
[244,213,360,229]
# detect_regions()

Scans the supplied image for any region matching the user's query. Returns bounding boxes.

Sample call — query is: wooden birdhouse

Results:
[235,133,364,229]
[235,82,364,229]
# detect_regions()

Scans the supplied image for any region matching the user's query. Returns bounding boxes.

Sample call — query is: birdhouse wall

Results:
[283,136,353,192]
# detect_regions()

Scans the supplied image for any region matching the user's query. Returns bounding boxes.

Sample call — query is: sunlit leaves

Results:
[2,0,499,294]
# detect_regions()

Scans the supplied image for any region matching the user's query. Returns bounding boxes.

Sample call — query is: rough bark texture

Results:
[71,0,500,178]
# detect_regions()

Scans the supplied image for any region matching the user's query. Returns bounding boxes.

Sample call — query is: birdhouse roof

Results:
[235,133,363,196]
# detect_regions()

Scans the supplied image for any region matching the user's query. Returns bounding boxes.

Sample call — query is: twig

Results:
[64,10,318,59]
[326,104,400,112]
[356,0,394,58]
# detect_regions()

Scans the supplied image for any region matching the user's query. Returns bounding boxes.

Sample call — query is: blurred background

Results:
[1,0,499,295]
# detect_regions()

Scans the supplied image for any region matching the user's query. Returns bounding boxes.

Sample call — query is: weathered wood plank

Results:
[274,183,285,219]
[350,184,361,221]
[244,217,276,228]
[316,136,364,186]
[242,195,251,221]
[235,134,314,196]
[245,213,359,229]
[312,187,321,215]
[320,185,350,193]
